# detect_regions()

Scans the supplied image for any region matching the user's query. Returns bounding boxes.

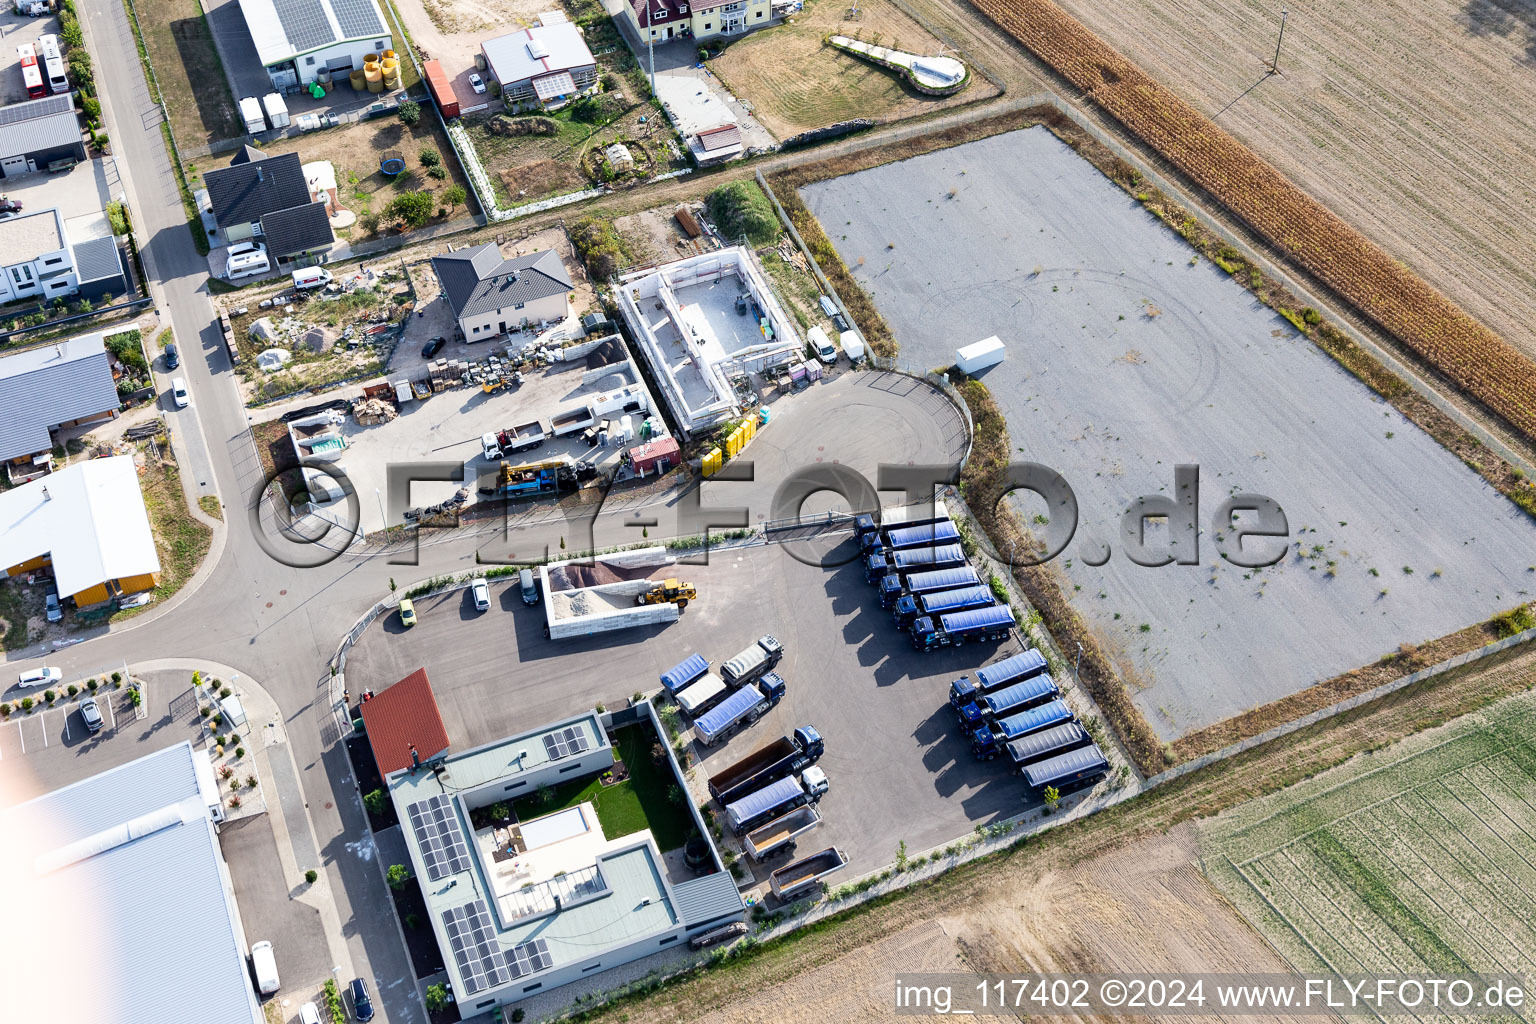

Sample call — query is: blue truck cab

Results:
[864,552,889,583]
[909,604,1014,651]
[971,699,1074,760]
[879,574,906,607]
[894,584,994,630]
[949,648,1051,721]
[956,672,1058,729]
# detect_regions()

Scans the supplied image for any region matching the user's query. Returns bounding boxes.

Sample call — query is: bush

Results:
[87,679,98,691]
[245,775,258,788]
[425,984,448,1012]
[20,697,33,712]
[219,686,232,698]
[305,869,318,884]
[1491,604,1536,638]
[418,147,440,166]
[227,732,241,746]
[66,684,78,697]
[397,99,421,125]
[387,863,411,890]
[489,802,509,820]
[359,210,381,235]
[324,979,345,1024]
[427,164,447,180]
[234,745,245,759]
[444,184,467,212]
[705,180,780,246]
[386,190,434,228]
[405,912,422,929]
[570,213,632,280]
[111,671,122,684]
[105,200,128,235]
[0,703,9,717]
[44,689,56,704]
[363,788,386,817]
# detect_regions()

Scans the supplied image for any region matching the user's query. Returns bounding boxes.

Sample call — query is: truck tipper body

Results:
[660,653,709,694]
[957,672,1058,729]
[1023,742,1110,793]
[865,543,966,582]
[675,672,729,717]
[876,502,951,534]
[720,635,784,687]
[707,726,824,805]
[863,519,961,554]
[971,699,1073,759]
[1006,721,1091,773]
[743,804,821,860]
[949,649,1049,713]
[769,847,848,898]
[725,767,828,834]
[695,673,787,746]
[893,584,995,630]
[879,565,980,609]
[498,420,547,453]
[910,604,1014,651]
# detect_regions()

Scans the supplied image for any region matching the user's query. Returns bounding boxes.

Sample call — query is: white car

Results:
[469,73,486,94]
[298,1002,322,1024]
[17,666,62,687]
[470,577,490,611]
[808,325,838,365]
[171,377,190,408]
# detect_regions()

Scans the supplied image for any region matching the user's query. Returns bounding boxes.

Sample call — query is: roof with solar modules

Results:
[237,0,391,67]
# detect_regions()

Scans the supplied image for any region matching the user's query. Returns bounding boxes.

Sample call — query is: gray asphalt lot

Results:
[802,125,1536,741]
[343,538,1043,878]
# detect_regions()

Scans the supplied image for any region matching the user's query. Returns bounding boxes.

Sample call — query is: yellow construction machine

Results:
[637,578,697,610]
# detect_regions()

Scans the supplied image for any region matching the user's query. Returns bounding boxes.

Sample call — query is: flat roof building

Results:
[1,742,260,1024]
[237,0,394,90]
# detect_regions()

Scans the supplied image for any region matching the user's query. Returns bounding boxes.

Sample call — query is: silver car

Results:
[44,590,62,623]
[79,698,103,733]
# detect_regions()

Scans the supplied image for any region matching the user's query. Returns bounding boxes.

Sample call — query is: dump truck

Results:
[878,565,980,609]
[949,649,1049,717]
[864,543,967,583]
[893,584,996,630]
[860,518,961,554]
[637,578,697,609]
[720,635,784,688]
[769,847,849,898]
[660,653,709,694]
[496,420,547,454]
[725,767,828,834]
[956,672,1058,730]
[1005,721,1092,774]
[675,672,729,718]
[707,726,825,806]
[743,804,821,861]
[910,604,1014,651]
[1023,742,1110,794]
[695,673,786,747]
[971,699,1074,760]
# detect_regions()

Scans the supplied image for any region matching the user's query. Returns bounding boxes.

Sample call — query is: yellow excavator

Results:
[637,578,697,610]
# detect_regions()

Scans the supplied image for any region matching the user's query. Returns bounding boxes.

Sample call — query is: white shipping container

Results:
[262,92,290,128]
[955,335,1005,374]
[238,96,266,132]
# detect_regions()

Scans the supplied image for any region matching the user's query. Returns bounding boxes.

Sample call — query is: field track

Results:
[966,0,1536,442]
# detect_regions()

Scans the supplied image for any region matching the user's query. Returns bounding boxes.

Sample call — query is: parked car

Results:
[470,577,489,611]
[469,73,486,94]
[250,940,280,995]
[519,568,538,605]
[298,1003,321,1024]
[349,978,375,1022]
[170,377,190,408]
[79,697,103,733]
[422,336,446,358]
[164,343,180,369]
[17,666,62,687]
[398,598,417,627]
[44,589,61,623]
[0,197,22,214]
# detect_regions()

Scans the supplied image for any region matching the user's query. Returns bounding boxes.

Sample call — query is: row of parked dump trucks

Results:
[660,638,849,900]
[861,501,1111,798]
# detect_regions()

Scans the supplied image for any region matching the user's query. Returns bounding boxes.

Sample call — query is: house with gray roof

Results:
[204,148,333,263]
[0,330,120,481]
[2,742,262,1024]
[0,93,85,178]
[431,243,573,341]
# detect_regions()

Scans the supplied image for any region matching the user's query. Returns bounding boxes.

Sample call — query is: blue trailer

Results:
[971,698,1074,759]
[660,653,709,694]
[894,584,995,629]
[865,542,966,583]
[1023,742,1110,794]
[861,519,961,553]
[949,649,1049,714]
[910,604,1014,651]
[956,672,1058,729]
[1005,721,1091,773]
[725,767,829,834]
[878,565,980,609]
[695,673,787,747]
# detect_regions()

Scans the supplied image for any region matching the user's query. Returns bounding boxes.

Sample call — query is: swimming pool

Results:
[520,806,590,850]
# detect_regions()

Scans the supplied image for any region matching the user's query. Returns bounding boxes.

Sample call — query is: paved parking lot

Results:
[343,537,1056,880]
[0,11,61,105]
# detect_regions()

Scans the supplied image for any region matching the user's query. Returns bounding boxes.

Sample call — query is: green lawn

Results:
[513,723,695,851]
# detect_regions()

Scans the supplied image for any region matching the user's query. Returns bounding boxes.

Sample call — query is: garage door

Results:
[0,154,26,178]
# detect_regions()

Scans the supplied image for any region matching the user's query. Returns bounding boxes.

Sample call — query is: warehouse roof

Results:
[0,455,160,597]
[204,150,311,229]
[431,245,572,320]
[237,0,390,67]
[361,668,451,778]
[0,331,119,462]
[3,742,261,1024]
[259,200,334,258]
[481,24,595,86]
[0,93,81,160]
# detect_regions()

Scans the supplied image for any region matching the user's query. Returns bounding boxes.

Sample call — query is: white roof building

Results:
[236,0,394,89]
[0,742,260,1024]
[480,23,597,105]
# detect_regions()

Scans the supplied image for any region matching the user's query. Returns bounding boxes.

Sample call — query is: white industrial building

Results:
[237,0,395,90]
[1,742,261,1024]
[617,247,801,436]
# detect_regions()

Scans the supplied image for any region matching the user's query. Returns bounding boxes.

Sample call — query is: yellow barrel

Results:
[383,49,396,60]
[384,77,401,91]
[349,69,366,90]
[364,52,379,63]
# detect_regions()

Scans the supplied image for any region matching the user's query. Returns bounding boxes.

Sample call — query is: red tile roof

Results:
[361,668,451,778]
[697,124,743,151]
[628,0,686,28]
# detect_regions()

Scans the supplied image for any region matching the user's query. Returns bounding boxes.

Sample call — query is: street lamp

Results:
[375,487,386,533]
[1074,641,1083,687]
[1269,9,1288,74]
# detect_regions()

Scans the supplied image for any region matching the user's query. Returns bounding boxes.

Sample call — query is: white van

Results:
[807,325,837,364]
[17,666,62,687]
[250,940,280,995]
[225,243,270,279]
[839,329,866,364]
[292,267,333,291]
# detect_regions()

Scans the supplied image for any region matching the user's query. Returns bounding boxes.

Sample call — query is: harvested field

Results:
[706,0,996,139]
[966,0,1536,443]
[1204,689,1536,993]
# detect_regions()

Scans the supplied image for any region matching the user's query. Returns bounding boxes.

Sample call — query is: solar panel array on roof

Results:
[407,794,470,881]
[331,0,385,38]
[506,937,553,978]
[542,725,589,761]
[272,0,334,52]
[0,92,71,125]
[443,899,513,994]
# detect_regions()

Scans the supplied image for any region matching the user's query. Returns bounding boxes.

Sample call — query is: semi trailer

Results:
[707,726,824,806]
[864,543,967,583]
[660,653,709,694]
[769,847,848,898]
[1023,742,1110,794]
[720,635,784,687]
[742,804,821,861]
[948,649,1049,715]
[694,673,786,746]
[956,671,1058,729]
[893,584,996,630]
[725,767,828,834]
[971,699,1074,759]
[860,518,961,554]
[910,604,1014,651]
[675,672,729,717]
[878,565,980,609]
[1005,721,1092,774]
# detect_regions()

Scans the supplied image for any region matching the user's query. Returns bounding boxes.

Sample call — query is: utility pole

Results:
[647,3,657,97]
[1269,9,1288,74]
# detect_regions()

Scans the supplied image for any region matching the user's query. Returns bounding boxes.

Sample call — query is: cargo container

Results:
[893,584,994,630]
[422,60,459,118]
[743,804,821,861]
[1023,742,1109,793]
[769,847,848,898]
[865,543,966,583]
[971,699,1073,759]
[239,96,266,133]
[955,335,1005,374]
[675,672,728,717]
[949,648,1048,716]
[1005,721,1091,773]
[958,672,1058,730]
[877,501,951,534]
[262,92,290,128]
[725,767,828,834]
[695,673,786,747]
[910,604,1013,651]
[660,653,709,694]
[707,726,823,806]
[720,635,783,688]
[627,436,680,477]
[878,565,980,608]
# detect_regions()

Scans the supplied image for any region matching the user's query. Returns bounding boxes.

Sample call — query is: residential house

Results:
[0,93,85,178]
[236,0,393,90]
[622,0,771,40]
[204,147,334,265]
[0,331,120,480]
[0,207,128,304]
[431,244,573,341]
[480,24,598,111]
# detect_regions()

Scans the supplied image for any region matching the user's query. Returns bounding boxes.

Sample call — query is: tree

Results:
[443,184,467,213]
[363,788,386,817]
[386,190,434,228]
[304,869,318,884]
[386,863,412,890]
[425,984,448,1012]
[397,99,421,125]
[1043,785,1061,811]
